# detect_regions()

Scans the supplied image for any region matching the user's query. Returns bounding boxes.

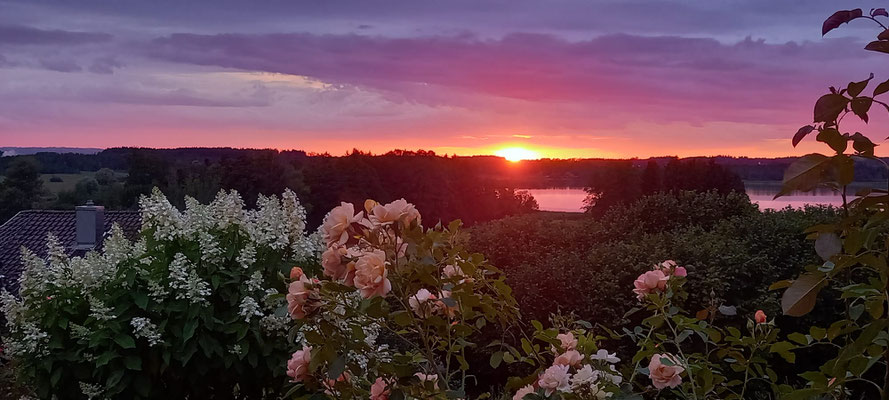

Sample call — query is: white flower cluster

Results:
[139,188,183,242]
[17,248,51,297]
[16,227,135,302]
[138,188,316,262]
[237,244,257,269]
[238,296,263,323]
[88,296,116,321]
[3,322,48,357]
[130,317,162,346]
[79,381,104,399]
[245,271,264,293]
[71,323,91,341]
[167,253,212,305]
[1,187,319,379]
[259,314,290,336]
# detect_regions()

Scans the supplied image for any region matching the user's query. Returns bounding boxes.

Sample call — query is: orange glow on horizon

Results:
[495,147,540,162]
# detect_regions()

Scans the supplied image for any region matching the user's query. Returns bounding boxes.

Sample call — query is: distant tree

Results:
[49,176,63,183]
[640,159,662,195]
[583,158,746,215]
[663,158,745,194]
[0,158,45,222]
[94,168,116,185]
[123,150,170,206]
[74,178,100,200]
[583,161,642,215]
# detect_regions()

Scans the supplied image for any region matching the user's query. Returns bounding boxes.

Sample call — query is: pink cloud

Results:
[145,31,881,128]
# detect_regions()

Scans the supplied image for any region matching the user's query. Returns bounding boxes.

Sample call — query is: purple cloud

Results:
[0,25,112,46]
[88,57,124,74]
[39,58,82,72]
[144,31,879,127]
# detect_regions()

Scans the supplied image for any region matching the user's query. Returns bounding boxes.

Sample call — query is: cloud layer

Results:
[0,0,886,157]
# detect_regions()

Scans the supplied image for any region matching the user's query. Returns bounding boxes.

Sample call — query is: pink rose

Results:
[370,377,391,400]
[287,275,320,320]
[442,264,464,279]
[321,202,361,245]
[553,349,584,367]
[323,372,350,395]
[538,364,571,395]
[755,310,767,324]
[658,260,687,277]
[409,288,437,317]
[648,353,684,389]
[321,245,348,281]
[342,261,357,287]
[414,372,439,389]
[286,345,313,382]
[370,199,421,226]
[556,332,578,352]
[513,384,535,400]
[353,250,391,298]
[290,266,303,281]
[633,270,668,300]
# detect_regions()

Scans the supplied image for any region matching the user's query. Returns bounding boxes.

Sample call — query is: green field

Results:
[40,171,127,194]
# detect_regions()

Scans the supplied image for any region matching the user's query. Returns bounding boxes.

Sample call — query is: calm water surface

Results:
[522,182,883,213]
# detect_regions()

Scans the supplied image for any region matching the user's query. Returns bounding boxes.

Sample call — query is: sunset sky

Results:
[1,0,887,158]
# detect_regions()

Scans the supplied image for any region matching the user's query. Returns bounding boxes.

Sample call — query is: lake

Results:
[521,182,884,213]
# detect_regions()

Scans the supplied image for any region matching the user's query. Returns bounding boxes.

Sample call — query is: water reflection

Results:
[521,183,884,213]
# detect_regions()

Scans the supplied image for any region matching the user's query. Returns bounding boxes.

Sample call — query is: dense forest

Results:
[1,146,863,227]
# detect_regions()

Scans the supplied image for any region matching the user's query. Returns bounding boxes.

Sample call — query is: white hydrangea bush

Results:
[1,188,318,399]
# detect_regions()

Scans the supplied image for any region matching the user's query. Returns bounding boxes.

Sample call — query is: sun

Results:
[495,147,539,162]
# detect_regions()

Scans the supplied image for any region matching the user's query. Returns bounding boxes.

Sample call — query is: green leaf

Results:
[851,132,877,156]
[830,154,855,186]
[847,74,873,97]
[775,153,831,198]
[328,356,347,380]
[490,351,504,369]
[113,334,136,349]
[96,351,117,367]
[781,272,827,317]
[106,369,125,389]
[183,319,198,342]
[873,79,889,96]
[133,292,149,309]
[392,311,412,327]
[50,368,62,386]
[124,355,142,371]
[865,40,889,54]
[787,332,809,345]
[792,125,815,147]
[851,97,873,122]
[823,9,864,36]
[816,128,847,153]
[809,326,826,340]
[813,94,848,123]
[769,280,793,291]
[815,232,842,261]
[769,341,797,363]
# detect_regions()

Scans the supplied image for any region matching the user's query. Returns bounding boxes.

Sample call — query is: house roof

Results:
[0,210,142,293]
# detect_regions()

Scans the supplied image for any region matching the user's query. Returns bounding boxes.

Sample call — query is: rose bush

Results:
[280,198,521,399]
[500,260,783,400]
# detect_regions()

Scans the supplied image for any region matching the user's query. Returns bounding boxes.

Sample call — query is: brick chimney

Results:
[74,200,105,250]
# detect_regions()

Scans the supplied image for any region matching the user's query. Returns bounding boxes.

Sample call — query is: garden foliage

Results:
[2,188,316,399]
